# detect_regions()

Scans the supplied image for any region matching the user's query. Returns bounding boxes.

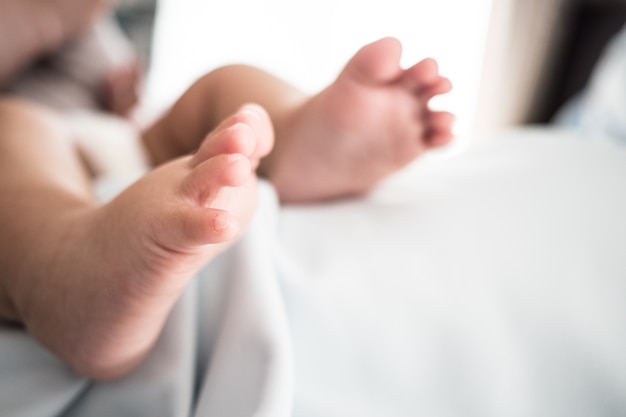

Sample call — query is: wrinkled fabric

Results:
[1,130,626,416]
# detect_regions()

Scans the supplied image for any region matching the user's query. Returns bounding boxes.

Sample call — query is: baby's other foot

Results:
[264,37,454,203]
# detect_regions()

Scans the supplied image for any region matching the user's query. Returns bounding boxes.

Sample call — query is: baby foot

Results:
[106,105,269,289]
[35,105,273,379]
[264,37,454,203]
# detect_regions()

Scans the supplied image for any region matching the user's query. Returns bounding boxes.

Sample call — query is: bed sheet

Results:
[1,128,626,416]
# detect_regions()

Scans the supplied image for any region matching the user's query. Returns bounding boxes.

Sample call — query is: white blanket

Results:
[1,128,626,416]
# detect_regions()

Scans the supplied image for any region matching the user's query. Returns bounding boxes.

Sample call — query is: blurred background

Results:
[114,0,626,148]
[146,0,491,151]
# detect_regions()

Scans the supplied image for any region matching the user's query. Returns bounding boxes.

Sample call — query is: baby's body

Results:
[0,2,453,380]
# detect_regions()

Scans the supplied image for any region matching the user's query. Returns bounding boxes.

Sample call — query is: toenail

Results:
[212,213,230,233]
[240,103,265,119]
[226,154,243,163]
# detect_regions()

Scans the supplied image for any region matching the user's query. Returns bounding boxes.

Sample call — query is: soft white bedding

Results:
[1,126,626,416]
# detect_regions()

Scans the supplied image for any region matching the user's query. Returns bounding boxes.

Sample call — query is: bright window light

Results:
[147,0,493,147]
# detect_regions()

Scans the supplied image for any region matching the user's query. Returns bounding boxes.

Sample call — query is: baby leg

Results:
[0,99,273,379]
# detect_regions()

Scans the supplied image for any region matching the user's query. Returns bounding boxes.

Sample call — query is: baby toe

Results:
[182,153,252,205]
[190,122,256,168]
[425,111,456,147]
[174,206,240,246]
[403,58,439,90]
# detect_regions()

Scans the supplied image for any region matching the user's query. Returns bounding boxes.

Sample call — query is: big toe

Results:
[190,104,274,168]
[343,37,403,84]
[239,103,274,162]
